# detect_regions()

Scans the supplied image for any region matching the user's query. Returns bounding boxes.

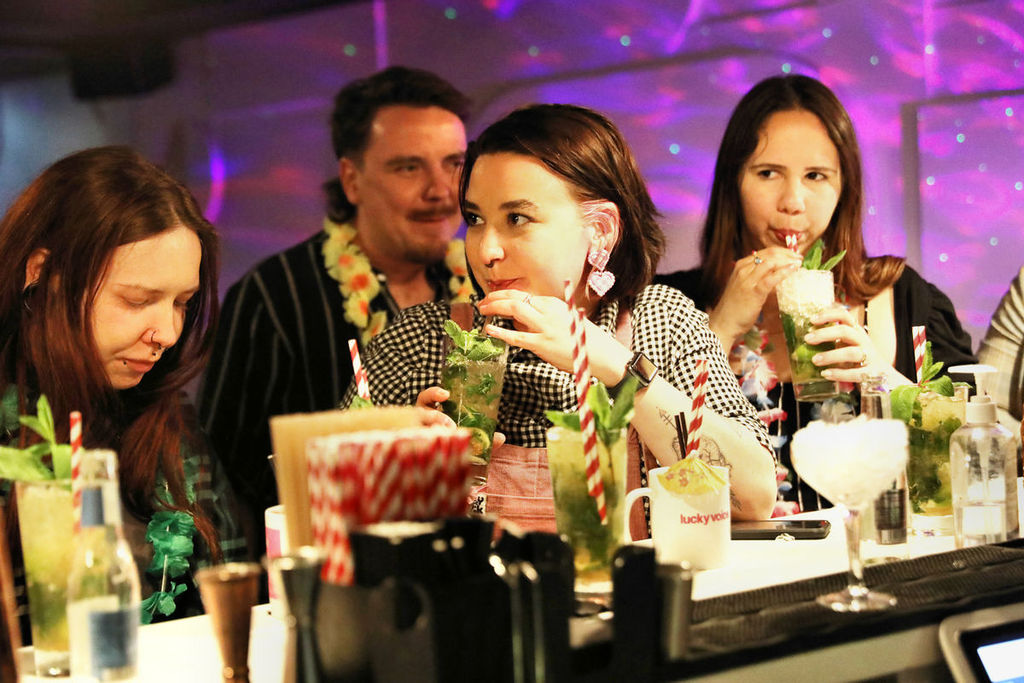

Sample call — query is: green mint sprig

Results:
[801,238,846,271]
[545,376,638,449]
[0,395,71,481]
[443,319,506,362]
[890,341,960,422]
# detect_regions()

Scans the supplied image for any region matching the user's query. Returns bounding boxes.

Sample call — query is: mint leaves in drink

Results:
[545,377,638,450]
[0,394,72,481]
[801,238,846,271]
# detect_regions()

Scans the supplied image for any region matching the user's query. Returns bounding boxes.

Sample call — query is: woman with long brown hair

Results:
[657,75,976,512]
[0,146,247,622]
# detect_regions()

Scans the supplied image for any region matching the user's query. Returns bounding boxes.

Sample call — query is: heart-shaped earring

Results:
[586,246,615,297]
[587,247,610,271]
[588,269,615,297]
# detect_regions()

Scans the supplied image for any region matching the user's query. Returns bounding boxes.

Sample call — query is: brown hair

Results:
[0,146,223,560]
[324,65,471,223]
[459,103,665,304]
[699,74,903,307]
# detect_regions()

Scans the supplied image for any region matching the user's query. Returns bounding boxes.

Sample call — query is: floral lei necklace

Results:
[321,218,474,344]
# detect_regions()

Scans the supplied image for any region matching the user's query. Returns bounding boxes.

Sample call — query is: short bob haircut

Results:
[698,74,902,307]
[459,103,664,304]
[0,145,223,556]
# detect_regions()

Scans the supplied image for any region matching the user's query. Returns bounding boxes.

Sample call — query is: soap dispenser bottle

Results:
[949,395,1019,548]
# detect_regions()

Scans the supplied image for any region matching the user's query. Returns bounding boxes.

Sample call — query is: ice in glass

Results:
[16,478,74,677]
[791,418,908,611]
[440,322,508,472]
[776,268,838,401]
[546,426,627,593]
[904,391,965,534]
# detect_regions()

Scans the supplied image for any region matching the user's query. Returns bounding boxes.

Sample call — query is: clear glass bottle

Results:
[949,396,1018,548]
[67,449,141,681]
[859,375,910,562]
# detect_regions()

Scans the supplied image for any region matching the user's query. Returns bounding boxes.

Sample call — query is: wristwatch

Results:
[625,351,658,387]
[611,351,658,397]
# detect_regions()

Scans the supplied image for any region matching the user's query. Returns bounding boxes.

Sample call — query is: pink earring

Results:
[586,246,615,297]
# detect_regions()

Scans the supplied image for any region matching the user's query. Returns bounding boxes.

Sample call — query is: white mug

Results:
[624,465,730,570]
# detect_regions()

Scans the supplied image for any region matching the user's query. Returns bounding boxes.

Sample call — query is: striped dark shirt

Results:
[198,230,457,520]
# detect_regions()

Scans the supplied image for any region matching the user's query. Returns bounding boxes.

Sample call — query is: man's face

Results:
[341,105,467,266]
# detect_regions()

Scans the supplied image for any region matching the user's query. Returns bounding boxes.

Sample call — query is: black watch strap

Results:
[610,351,658,399]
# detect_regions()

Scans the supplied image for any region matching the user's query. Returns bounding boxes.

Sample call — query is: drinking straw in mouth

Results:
[564,280,606,524]
[348,338,371,401]
[70,410,82,532]
[684,359,708,457]
[912,326,927,384]
[785,234,799,252]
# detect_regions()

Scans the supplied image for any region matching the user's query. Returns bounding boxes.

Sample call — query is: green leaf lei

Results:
[141,454,199,624]
[0,388,198,624]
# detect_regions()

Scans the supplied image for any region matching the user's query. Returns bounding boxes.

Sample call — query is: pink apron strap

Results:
[481,443,558,533]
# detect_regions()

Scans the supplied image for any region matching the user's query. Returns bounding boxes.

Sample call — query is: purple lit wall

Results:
[0,0,1022,346]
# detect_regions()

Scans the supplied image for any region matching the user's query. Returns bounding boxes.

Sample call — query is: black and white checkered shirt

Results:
[345,284,772,453]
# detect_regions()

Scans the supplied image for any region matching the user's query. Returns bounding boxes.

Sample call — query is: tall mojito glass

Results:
[903,391,965,534]
[776,268,838,401]
[546,426,627,595]
[16,478,74,677]
[440,321,508,484]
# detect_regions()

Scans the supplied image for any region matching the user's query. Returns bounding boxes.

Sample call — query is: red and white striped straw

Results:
[69,411,82,531]
[912,326,927,383]
[348,339,371,401]
[685,359,708,457]
[564,280,606,524]
[785,234,799,253]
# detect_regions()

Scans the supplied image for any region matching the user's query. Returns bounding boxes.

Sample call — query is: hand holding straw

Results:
[684,359,708,457]
[912,326,927,384]
[564,280,606,524]
[348,339,371,401]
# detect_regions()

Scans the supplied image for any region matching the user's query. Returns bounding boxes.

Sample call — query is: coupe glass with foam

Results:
[791,418,908,611]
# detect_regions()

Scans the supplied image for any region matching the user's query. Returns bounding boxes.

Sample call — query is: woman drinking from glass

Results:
[657,75,976,512]
[345,104,776,530]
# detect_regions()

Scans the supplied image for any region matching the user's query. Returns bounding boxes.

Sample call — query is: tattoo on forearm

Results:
[657,408,674,426]
[700,439,741,510]
[698,439,731,472]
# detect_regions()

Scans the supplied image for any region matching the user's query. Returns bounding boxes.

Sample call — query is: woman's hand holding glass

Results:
[805,305,893,385]
[708,247,801,347]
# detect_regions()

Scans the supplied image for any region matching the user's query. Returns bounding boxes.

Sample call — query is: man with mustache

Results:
[199,67,471,548]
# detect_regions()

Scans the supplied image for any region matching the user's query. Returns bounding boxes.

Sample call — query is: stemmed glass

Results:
[790,417,909,612]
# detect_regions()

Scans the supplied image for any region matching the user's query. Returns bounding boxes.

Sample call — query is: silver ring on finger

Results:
[858,349,868,367]
[753,254,764,265]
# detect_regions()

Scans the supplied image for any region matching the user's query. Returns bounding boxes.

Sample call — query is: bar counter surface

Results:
[18,491,1024,681]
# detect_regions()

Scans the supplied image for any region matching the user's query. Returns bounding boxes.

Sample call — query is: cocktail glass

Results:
[16,478,74,676]
[546,426,627,599]
[791,418,908,611]
[903,391,965,535]
[440,338,508,487]
[776,268,839,401]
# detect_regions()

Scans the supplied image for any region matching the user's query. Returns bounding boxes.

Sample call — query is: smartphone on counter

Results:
[731,519,831,540]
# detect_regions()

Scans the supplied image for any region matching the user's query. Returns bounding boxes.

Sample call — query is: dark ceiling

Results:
[0,0,359,87]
